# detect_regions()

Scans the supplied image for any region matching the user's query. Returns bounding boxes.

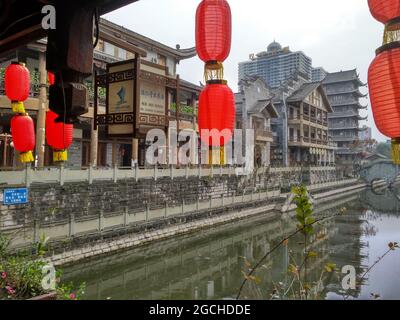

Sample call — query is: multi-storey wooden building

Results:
[285,82,336,166]
[270,72,336,166]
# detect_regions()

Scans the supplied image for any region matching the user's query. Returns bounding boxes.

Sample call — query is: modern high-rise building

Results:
[238,41,312,89]
[322,70,368,163]
[312,67,328,82]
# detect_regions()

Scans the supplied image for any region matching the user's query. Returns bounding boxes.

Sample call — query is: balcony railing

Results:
[255,129,273,140]
[292,114,328,127]
[169,110,196,122]
[329,123,359,130]
[289,136,336,148]
[328,111,359,118]
[331,136,358,142]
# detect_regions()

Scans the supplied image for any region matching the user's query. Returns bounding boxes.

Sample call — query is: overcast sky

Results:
[104,0,387,142]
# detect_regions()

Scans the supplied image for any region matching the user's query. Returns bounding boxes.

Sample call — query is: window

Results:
[304,125,309,138]
[289,128,294,140]
[157,54,166,66]
[104,42,115,56]
[289,107,294,119]
[117,48,126,60]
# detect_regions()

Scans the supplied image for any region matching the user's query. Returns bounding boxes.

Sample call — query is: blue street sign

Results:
[3,188,29,205]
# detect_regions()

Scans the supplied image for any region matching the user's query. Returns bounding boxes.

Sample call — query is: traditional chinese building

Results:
[285,82,336,166]
[235,76,279,167]
[0,18,201,169]
[322,70,368,164]
[270,72,336,166]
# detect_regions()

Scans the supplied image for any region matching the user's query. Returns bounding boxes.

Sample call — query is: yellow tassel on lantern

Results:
[11,102,26,114]
[391,138,400,165]
[53,150,68,162]
[20,151,34,163]
[220,146,225,165]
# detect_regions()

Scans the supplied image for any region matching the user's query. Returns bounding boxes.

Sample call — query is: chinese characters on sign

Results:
[140,82,165,115]
[2,188,29,205]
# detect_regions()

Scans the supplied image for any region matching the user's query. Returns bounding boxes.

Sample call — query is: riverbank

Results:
[61,184,400,300]
[47,178,384,267]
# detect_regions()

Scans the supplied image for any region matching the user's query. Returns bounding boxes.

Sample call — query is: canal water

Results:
[62,187,400,300]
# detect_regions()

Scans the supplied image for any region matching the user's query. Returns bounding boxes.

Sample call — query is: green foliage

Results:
[324,263,337,273]
[0,234,84,300]
[56,282,86,300]
[0,234,10,259]
[0,68,5,84]
[170,102,196,115]
[292,185,314,235]
[86,81,107,101]
[35,233,50,257]
[376,142,391,159]
[0,255,47,299]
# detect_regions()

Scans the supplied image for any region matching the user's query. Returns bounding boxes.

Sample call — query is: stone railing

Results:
[0,165,339,187]
[0,187,282,250]
[0,174,359,252]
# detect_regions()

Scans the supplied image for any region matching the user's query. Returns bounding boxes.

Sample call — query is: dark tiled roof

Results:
[323,69,360,84]
[100,18,197,60]
[235,94,278,118]
[249,99,279,118]
[286,82,321,103]
[180,79,203,92]
[249,99,271,113]
[287,82,333,112]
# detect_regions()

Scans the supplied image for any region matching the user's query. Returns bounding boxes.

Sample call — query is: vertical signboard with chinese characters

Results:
[107,60,136,136]
[94,59,138,137]
[137,62,173,135]
[95,58,176,138]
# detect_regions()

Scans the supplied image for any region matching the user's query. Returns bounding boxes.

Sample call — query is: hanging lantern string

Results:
[368,1,400,166]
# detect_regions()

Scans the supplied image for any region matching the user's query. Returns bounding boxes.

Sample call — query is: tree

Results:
[376,142,391,158]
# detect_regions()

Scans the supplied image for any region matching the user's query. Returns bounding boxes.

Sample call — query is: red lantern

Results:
[198,83,235,146]
[196,0,232,63]
[46,111,73,162]
[368,0,400,24]
[5,62,30,114]
[11,114,35,163]
[48,72,55,86]
[368,46,400,163]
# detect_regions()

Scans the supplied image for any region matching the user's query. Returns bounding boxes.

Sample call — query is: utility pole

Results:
[282,92,289,167]
[36,51,47,168]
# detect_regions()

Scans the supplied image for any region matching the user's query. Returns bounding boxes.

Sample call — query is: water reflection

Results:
[63,188,400,300]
